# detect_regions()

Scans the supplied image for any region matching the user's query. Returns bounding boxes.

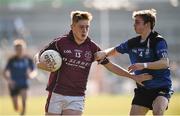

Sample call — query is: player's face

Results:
[71,20,90,43]
[134,16,147,34]
[15,45,24,56]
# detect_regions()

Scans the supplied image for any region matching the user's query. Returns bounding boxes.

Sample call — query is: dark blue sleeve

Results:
[115,41,129,54]
[155,40,168,59]
[5,59,12,70]
[28,58,35,70]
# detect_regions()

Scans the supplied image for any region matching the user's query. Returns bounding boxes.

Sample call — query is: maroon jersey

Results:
[40,31,108,96]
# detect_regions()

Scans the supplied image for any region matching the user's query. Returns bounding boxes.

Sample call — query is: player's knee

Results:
[153,107,165,115]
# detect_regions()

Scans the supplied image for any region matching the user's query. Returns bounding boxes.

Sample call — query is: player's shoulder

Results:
[128,36,140,42]
[156,34,166,42]
[8,55,16,61]
[127,36,140,48]
[88,39,101,50]
[151,31,167,44]
[6,55,18,63]
[89,39,99,47]
[53,34,68,43]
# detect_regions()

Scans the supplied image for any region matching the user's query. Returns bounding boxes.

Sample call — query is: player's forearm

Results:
[3,70,12,82]
[104,47,118,57]
[104,62,133,78]
[145,58,169,69]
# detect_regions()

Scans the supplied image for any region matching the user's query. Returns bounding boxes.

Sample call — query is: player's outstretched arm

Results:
[103,61,152,86]
[95,47,119,61]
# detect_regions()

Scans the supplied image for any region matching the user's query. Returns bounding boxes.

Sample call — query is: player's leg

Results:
[45,92,60,115]
[130,104,149,115]
[11,95,19,111]
[45,112,61,115]
[62,109,82,115]
[62,95,84,116]
[19,89,27,115]
[130,88,152,115]
[152,96,168,115]
[45,92,63,115]
[9,86,19,111]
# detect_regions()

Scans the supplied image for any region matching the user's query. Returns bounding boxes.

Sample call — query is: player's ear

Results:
[145,22,150,28]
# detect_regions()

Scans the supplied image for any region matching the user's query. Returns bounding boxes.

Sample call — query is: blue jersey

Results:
[5,55,35,87]
[115,31,172,89]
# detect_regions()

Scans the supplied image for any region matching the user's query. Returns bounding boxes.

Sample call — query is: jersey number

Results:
[75,52,81,58]
[139,51,143,57]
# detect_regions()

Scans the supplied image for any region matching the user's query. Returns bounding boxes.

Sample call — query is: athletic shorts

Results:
[9,85,28,97]
[45,92,85,114]
[132,87,174,110]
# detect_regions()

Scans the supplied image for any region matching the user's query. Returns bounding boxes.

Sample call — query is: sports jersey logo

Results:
[145,48,150,55]
[64,50,72,54]
[84,51,92,61]
[132,49,137,53]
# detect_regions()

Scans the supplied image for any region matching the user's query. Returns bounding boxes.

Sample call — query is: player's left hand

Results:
[128,63,144,72]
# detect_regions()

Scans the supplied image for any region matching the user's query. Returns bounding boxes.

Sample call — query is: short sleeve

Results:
[5,59,12,71]
[28,58,35,70]
[155,40,168,59]
[39,38,59,55]
[115,41,129,54]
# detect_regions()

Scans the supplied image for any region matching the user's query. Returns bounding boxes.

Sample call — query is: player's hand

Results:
[8,79,15,89]
[137,73,153,81]
[128,63,144,73]
[37,61,55,72]
[27,69,37,79]
[94,51,106,61]
[131,73,153,86]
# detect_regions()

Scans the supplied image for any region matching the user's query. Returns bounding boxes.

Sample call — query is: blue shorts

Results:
[9,85,28,97]
[132,87,174,110]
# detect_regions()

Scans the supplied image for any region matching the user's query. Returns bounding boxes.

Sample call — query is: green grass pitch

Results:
[0,94,180,115]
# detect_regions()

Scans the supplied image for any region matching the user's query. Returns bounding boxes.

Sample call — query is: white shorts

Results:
[47,92,85,114]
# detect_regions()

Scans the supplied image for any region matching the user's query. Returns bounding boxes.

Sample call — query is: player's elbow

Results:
[162,58,170,68]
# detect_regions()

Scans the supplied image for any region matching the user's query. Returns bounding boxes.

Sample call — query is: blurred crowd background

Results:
[0,0,180,97]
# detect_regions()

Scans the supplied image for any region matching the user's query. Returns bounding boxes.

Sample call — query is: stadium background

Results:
[0,0,180,115]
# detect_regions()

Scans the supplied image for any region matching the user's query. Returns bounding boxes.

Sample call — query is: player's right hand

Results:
[94,51,106,61]
[137,73,153,81]
[37,61,55,72]
[131,74,153,86]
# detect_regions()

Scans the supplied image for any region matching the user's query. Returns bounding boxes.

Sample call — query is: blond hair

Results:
[132,9,157,30]
[13,39,27,48]
[71,10,93,24]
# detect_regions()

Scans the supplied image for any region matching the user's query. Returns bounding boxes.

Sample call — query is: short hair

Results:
[71,10,93,24]
[13,39,26,48]
[132,9,157,30]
